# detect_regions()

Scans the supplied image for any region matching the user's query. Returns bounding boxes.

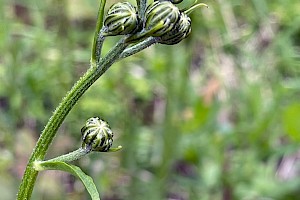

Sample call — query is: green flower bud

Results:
[81,117,113,152]
[170,0,184,4]
[144,1,180,37]
[159,12,191,45]
[157,0,183,4]
[103,2,139,36]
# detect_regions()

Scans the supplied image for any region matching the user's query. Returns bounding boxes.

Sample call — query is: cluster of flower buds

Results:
[81,117,114,152]
[102,0,208,45]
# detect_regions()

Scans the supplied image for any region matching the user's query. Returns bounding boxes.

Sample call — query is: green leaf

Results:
[283,103,300,142]
[35,161,100,200]
[91,0,107,63]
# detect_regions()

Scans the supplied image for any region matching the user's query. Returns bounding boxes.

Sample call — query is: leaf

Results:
[36,161,101,200]
[91,0,107,62]
[283,103,300,142]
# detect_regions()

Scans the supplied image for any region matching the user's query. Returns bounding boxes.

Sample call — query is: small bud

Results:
[159,12,191,45]
[155,0,183,4]
[81,117,113,152]
[169,0,184,4]
[144,1,180,37]
[103,2,139,36]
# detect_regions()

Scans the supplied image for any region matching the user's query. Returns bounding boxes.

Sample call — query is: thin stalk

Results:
[41,145,122,163]
[119,37,158,59]
[91,0,107,64]
[95,28,106,62]
[45,148,89,163]
[136,0,148,21]
[17,38,129,200]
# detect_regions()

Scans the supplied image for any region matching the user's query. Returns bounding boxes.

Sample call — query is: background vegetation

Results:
[1,0,300,199]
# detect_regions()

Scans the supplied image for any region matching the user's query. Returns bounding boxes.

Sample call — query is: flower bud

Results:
[103,2,139,36]
[155,0,184,4]
[81,117,113,152]
[159,12,191,45]
[169,0,183,4]
[144,1,180,37]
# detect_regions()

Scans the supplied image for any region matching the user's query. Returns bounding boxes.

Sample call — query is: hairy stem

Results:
[119,37,158,59]
[17,38,129,200]
[136,0,148,21]
[45,148,89,163]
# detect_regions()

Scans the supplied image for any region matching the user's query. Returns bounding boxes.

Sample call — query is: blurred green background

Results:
[1,0,300,199]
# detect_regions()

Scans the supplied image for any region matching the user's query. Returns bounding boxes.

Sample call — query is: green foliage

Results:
[34,160,101,200]
[283,103,300,142]
[1,0,300,199]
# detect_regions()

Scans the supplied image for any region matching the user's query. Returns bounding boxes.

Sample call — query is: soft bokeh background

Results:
[1,0,300,199]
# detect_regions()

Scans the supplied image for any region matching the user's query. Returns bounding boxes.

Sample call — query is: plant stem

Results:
[136,0,147,21]
[46,148,89,163]
[39,145,122,164]
[16,38,129,200]
[119,37,158,59]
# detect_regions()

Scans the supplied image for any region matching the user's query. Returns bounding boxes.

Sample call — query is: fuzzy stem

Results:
[136,0,148,21]
[16,38,129,200]
[119,37,158,59]
[46,148,89,163]
[40,144,122,164]
[95,28,106,62]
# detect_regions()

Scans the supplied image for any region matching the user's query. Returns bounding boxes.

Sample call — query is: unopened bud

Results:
[103,2,139,36]
[81,117,113,152]
[159,12,191,45]
[144,1,180,37]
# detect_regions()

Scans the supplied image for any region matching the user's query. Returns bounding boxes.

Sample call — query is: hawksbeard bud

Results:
[103,2,139,36]
[156,0,183,4]
[157,2,208,45]
[144,1,180,37]
[81,117,113,152]
[170,0,184,4]
[159,12,191,45]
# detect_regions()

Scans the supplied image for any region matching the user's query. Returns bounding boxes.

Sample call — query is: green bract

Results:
[155,0,184,4]
[103,2,139,36]
[159,12,191,45]
[81,117,114,152]
[144,1,180,37]
[169,0,184,4]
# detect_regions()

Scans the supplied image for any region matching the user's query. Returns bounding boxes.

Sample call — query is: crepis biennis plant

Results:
[17,1,208,200]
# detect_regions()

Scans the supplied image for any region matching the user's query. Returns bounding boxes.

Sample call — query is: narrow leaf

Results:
[36,161,100,200]
[91,0,107,63]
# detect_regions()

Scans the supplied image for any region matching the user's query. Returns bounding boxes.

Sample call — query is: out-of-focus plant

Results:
[16,0,208,199]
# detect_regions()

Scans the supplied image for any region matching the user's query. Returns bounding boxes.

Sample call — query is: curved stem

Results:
[95,28,106,62]
[46,148,89,163]
[16,38,129,200]
[119,37,158,59]
[44,145,123,163]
